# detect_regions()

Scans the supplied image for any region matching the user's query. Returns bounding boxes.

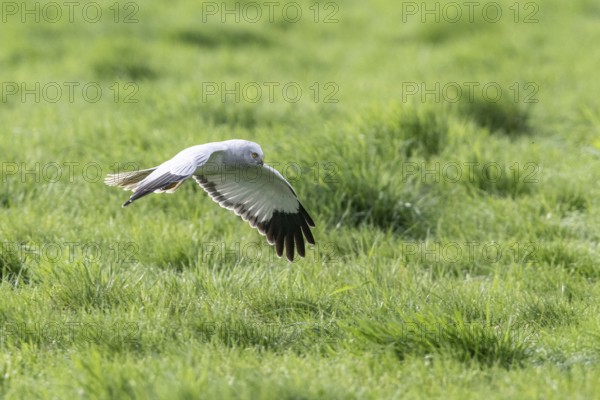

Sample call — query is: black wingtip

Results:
[122,199,133,208]
[300,204,316,227]
[285,234,295,262]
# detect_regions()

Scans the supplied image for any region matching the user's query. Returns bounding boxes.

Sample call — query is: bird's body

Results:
[105,140,315,261]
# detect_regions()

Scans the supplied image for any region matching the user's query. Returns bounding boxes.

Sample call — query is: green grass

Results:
[2,0,600,398]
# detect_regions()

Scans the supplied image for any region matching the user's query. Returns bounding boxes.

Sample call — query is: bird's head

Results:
[222,139,265,167]
[244,141,264,166]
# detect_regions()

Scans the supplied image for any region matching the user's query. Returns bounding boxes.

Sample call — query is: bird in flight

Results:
[104,140,315,261]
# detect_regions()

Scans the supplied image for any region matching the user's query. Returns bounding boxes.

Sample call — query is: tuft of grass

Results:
[48,263,143,312]
[535,241,600,278]
[0,243,30,286]
[356,313,530,369]
[518,296,578,328]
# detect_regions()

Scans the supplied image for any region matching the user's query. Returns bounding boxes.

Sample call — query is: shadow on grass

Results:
[253,296,337,319]
[555,190,589,214]
[359,105,449,159]
[175,27,272,48]
[415,16,497,44]
[191,317,341,354]
[91,39,158,80]
[459,93,532,136]
[334,182,438,239]
[460,156,539,198]
[199,101,261,129]
[320,104,448,237]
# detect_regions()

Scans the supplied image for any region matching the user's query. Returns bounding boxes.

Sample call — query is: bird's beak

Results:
[259,158,264,166]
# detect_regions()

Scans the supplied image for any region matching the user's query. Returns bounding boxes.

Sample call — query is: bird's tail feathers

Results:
[153,181,185,194]
[104,168,157,191]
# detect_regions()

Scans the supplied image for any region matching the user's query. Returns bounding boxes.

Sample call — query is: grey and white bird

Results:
[104,139,315,261]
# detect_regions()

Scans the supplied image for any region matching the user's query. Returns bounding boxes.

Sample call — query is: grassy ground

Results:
[1,0,600,398]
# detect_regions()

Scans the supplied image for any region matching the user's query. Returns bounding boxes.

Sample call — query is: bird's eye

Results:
[251,152,258,158]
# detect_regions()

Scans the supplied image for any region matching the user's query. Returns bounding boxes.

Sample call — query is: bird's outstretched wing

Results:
[194,164,315,261]
[104,145,218,207]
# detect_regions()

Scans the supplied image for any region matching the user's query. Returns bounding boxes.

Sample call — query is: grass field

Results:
[2,0,600,398]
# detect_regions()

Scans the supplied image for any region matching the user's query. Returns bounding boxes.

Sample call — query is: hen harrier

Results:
[105,140,315,261]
